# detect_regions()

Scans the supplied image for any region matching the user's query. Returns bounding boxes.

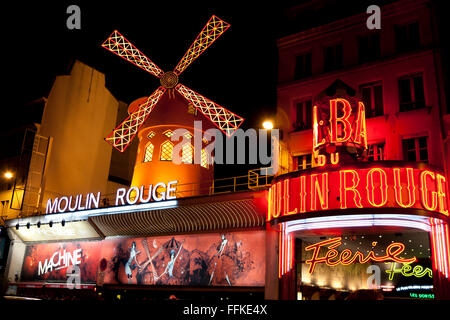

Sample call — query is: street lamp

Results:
[4,171,13,179]
[262,120,274,130]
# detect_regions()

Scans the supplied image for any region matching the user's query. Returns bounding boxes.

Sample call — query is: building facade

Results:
[1,0,450,301]
[271,0,450,300]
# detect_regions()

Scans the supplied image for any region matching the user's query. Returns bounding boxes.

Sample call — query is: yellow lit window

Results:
[143,143,154,163]
[183,131,193,139]
[182,143,193,164]
[160,140,173,161]
[201,148,208,168]
[163,130,173,138]
[147,131,156,139]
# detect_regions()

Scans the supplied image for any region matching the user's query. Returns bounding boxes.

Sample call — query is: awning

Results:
[7,191,267,241]
[90,197,266,237]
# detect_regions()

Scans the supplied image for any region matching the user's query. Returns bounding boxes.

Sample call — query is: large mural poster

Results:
[21,241,101,283]
[100,231,265,287]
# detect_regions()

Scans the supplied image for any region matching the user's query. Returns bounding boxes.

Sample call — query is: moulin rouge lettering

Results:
[38,248,82,276]
[304,237,416,273]
[45,180,178,214]
[267,167,448,221]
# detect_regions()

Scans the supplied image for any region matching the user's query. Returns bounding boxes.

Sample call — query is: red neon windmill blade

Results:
[102,30,164,78]
[175,84,244,136]
[173,15,231,76]
[104,87,166,152]
[172,15,243,137]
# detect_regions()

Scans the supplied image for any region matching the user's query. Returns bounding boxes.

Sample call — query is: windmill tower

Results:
[102,16,244,197]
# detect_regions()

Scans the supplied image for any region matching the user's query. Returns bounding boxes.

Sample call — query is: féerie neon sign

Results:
[385,262,433,281]
[304,237,416,273]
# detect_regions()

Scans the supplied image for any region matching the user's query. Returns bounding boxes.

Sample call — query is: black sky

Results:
[2,1,297,132]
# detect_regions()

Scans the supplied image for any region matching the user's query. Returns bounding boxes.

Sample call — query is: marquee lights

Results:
[304,237,416,274]
[267,167,449,222]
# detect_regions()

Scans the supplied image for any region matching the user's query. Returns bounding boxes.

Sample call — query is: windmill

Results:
[102,15,244,153]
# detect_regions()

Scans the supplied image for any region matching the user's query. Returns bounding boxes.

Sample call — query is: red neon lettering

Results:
[393,168,416,208]
[316,154,326,167]
[330,152,339,165]
[366,168,388,207]
[304,237,417,274]
[311,173,329,211]
[267,187,273,221]
[272,182,282,219]
[329,98,352,143]
[436,174,449,216]
[420,171,438,211]
[339,170,363,209]
[353,102,367,148]
[299,176,307,213]
[284,179,298,216]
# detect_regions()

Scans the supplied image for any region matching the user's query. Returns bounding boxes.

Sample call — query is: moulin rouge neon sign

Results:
[267,167,449,221]
[304,237,416,273]
[45,180,178,214]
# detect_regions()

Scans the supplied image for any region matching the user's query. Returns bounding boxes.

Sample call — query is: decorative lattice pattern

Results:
[174,15,230,75]
[184,131,193,139]
[105,87,166,152]
[163,130,173,138]
[201,148,208,168]
[160,140,173,161]
[182,143,194,164]
[147,131,156,139]
[143,143,154,163]
[102,30,164,78]
[176,84,244,137]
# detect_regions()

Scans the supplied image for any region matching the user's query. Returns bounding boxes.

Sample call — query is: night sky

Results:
[2,1,291,130]
[1,0,404,176]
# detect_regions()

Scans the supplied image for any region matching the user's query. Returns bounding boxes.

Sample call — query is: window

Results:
[295,100,312,130]
[358,33,380,63]
[187,103,198,115]
[160,140,174,161]
[296,154,312,171]
[201,149,209,169]
[398,73,425,111]
[395,22,420,53]
[403,136,428,162]
[294,52,312,80]
[367,143,385,161]
[324,44,343,72]
[163,130,174,138]
[147,131,156,139]
[360,82,383,117]
[181,143,194,164]
[143,143,154,163]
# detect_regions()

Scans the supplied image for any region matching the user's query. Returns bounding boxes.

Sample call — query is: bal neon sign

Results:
[46,180,178,214]
[313,98,367,166]
[267,167,448,222]
[304,237,416,273]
